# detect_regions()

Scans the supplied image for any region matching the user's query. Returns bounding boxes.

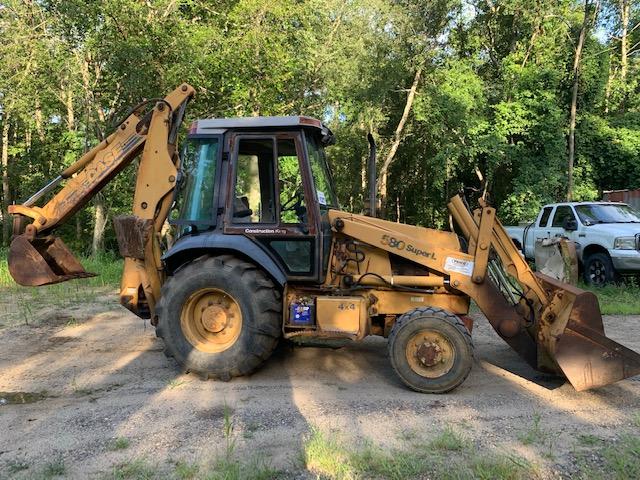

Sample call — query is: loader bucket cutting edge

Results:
[8,234,96,287]
[537,274,640,390]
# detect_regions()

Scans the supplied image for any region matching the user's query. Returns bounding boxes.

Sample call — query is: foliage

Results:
[0,0,639,252]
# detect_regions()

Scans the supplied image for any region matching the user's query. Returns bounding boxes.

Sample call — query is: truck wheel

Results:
[388,307,473,393]
[156,255,281,379]
[583,252,616,286]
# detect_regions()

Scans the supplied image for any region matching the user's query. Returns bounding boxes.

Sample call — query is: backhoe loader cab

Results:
[166,116,338,286]
[7,85,640,393]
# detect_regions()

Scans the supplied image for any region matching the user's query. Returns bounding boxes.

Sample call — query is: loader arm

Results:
[8,84,196,320]
[329,194,640,390]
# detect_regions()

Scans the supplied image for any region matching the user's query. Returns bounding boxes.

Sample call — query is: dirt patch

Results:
[0,294,639,478]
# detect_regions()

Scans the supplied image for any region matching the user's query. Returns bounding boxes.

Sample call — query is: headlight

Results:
[614,236,637,250]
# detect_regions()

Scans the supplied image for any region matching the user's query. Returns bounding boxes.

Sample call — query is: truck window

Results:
[539,207,553,227]
[551,206,576,227]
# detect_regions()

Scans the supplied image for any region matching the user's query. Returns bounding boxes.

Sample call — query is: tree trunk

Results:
[604,56,616,114]
[378,64,423,215]
[34,96,45,142]
[65,88,75,131]
[2,114,11,245]
[92,194,107,256]
[619,0,630,110]
[620,0,629,79]
[567,0,598,201]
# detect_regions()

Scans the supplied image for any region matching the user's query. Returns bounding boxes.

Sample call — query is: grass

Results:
[517,413,555,460]
[173,460,199,479]
[242,421,260,439]
[583,281,640,315]
[199,404,277,480]
[577,433,605,446]
[6,459,30,474]
[600,434,640,479]
[107,458,157,480]
[108,437,131,451]
[396,427,419,442]
[517,413,544,446]
[304,427,354,479]
[576,434,640,480]
[0,250,122,327]
[429,427,471,451]
[303,426,538,480]
[41,457,66,478]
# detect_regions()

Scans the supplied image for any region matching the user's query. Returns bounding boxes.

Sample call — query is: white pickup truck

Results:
[505,202,640,285]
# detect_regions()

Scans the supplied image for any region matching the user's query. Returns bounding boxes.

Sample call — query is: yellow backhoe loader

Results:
[7,84,640,393]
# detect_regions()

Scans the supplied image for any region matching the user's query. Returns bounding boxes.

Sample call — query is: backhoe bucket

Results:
[537,274,640,391]
[8,234,96,286]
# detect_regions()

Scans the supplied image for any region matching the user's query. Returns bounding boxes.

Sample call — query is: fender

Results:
[162,231,287,286]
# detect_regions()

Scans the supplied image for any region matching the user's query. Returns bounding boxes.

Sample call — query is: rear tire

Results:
[156,255,281,379]
[583,252,616,286]
[388,307,473,393]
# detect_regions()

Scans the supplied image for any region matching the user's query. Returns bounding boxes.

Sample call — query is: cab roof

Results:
[189,116,334,144]
[543,201,627,208]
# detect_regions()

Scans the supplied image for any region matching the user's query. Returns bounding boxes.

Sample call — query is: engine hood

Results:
[585,223,640,236]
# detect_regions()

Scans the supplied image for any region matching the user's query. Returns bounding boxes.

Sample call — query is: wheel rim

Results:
[588,260,607,285]
[405,330,456,378]
[180,288,243,353]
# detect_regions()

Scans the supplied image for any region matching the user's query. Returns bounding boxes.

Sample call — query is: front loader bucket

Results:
[8,234,96,286]
[537,274,640,390]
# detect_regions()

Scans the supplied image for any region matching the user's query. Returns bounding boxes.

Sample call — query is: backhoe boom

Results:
[8,84,196,319]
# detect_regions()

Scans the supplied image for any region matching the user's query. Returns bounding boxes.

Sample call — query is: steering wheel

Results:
[281,187,304,212]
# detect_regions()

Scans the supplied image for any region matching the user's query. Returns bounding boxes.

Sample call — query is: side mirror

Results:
[563,217,578,231]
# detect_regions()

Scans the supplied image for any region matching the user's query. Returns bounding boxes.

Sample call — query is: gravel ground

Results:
[0,292,639,478]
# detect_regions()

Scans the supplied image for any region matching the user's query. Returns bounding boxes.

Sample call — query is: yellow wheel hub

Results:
[406,330,455,378]
[180,288,242,353]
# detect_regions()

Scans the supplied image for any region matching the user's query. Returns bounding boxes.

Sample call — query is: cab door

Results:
[224,132,320,281]
[547,205,579,241]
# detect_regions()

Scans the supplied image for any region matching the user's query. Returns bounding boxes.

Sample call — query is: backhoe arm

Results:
[8,84,196,320]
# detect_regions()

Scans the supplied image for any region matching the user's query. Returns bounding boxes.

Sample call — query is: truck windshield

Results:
[305,134,338,209]
[575,204,640,225]
[173,137,219,226]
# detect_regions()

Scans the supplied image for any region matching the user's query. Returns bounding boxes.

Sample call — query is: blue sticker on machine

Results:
[290,301,315,326]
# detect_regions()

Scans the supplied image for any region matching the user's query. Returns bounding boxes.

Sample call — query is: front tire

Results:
[156,255,281,379]
[583,252,616,286]
[388,307,473,393]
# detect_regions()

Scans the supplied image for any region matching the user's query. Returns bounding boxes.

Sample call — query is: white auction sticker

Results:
[444,257,474,276]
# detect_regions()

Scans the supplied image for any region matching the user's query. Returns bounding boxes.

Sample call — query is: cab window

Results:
[552,206,576,227]
[305,134,338,209]
[173,137,219,228]
[233,139,276,223]
[539,206,553,227]
[277,139,307,224]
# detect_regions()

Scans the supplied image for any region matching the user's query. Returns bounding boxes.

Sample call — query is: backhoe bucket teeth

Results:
[8,234,96,286]
[537,274,640,390]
